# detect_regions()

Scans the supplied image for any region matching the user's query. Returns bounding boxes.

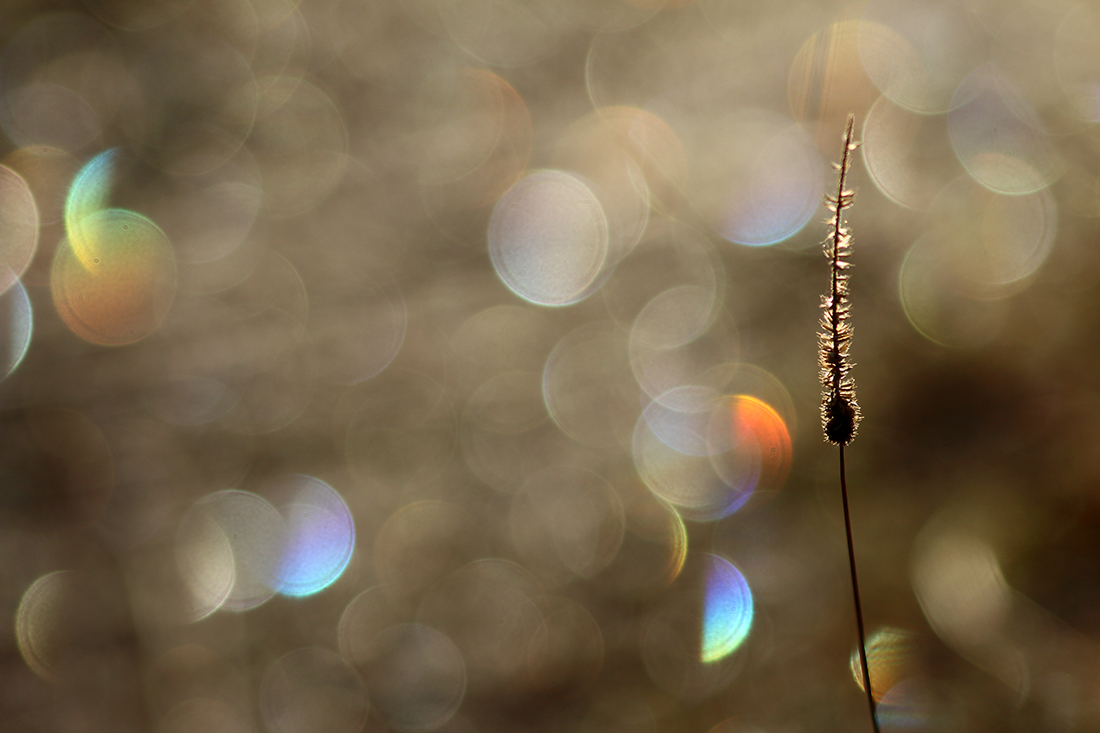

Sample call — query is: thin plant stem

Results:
[819,115,877,732]
[840,445,878,733]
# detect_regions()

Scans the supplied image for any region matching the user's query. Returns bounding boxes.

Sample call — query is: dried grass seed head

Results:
[820,115,861,445]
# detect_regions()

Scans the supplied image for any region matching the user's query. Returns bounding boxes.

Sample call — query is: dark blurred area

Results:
[2,0,1100,731]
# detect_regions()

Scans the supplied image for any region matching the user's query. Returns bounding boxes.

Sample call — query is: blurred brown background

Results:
[1,0,1099,731]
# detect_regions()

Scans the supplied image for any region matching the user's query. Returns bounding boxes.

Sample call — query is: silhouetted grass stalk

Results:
[819,115,878,733]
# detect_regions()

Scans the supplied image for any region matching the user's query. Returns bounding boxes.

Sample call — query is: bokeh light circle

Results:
[360,623,466,732]
[850,626,921,701]
[14,569,128,684]
[862,94,959,211]
[542,320,637,450]
[159,699,253,733]
[602,222,722,334]
[345,370,458,502]
[634,399,738,522]
[947,65,1060,195]
[701,554,753,663]
[1055,5,1100,122]
[642,385,717,457]
[260,647,368,733]
[250,76,348,216]
[185,489,285,612]
[858,0,983,114]
[0,165,38,292]
[692,110,822,247]
[417,559,544,694]
[16,570,76,682]
[268,474,355,597]
[788,21,880,130]
[628,297,740,403]
[710,395,792,497]
[633,390,790,522]
[414,67,533,210]
[488,170,610,307]
[527,595,605,694]
[460,370,557,493]
[509,465,625,583]
[554,109,653,256]
[642,553,752,700]
[899,175,1055,346]
[899,233,1009,348]
[0,278,33,381]
[175,505,235,621]
[0,13,122,152]
[2,145,79,228]
[436,0,560,67]
[309,269,407,385]
[64,148,117,256]
[633,394,745,522]
[151,154,264,267]
[127,34,258,176]
[52,208,177,346]
[373,501,487,606]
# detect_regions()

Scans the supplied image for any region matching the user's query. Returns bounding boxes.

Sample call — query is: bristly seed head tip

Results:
[819,114,861,445]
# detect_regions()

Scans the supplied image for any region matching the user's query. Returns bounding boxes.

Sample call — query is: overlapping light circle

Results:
[862,95,958,211]
[0,13,122,152]
[633,391,790,522]
[175,477,355,616]
[900,176,1056,346]
[509,466,625,582]
[15,570,76,682]
[54,149,177,346]
[692,110,822,247]
[53,208,177,345]
[859,0,982,114]
[178,489,283,613]
[947,65,1060,195]
[270,475,356,598]
[360,623,466,731]
[701,555,753,663]
[0,278,33,381]
[642,552,752,699]
[0,165,38,292]
[260,648,368,733]
[850,626,920,701]
[415,68,532,211]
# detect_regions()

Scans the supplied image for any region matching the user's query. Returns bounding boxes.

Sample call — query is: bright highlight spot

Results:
[701,554,753,663]
[633,392,790,522]
[720,395,792,495]
[52,208,177,345]
[273,475,356,597]
[850,626,919,701]
[0,278,32,381]
[55,149,176,346]
[488,170,610,306]
[65,148,117,268]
